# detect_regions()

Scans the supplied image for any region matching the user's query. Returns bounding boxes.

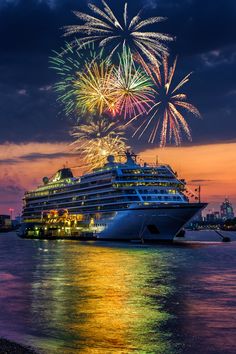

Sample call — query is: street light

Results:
[8,208,14,220]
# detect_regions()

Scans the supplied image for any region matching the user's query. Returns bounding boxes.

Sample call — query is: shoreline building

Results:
[0,215,11,231]
[206,211,221,223]
[220,198,234,220]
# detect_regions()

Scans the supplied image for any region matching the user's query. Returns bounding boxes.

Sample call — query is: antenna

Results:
[155,155,158,166]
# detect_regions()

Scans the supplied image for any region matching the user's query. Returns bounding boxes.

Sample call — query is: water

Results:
[0,232,236,353]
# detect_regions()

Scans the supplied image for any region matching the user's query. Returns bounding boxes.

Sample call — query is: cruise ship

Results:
[20,152,206,241]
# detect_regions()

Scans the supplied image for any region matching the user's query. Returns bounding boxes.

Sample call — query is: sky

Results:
[0,0,236,216]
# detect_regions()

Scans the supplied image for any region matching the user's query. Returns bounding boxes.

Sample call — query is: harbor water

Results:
[0,231,236,353]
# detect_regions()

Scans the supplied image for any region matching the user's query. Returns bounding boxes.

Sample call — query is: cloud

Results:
[0,152,79,164]
[0,141,83,214]
[0,168,25,213]
[142,0,158,9]
[0,158,19,164]
[0,141,77,161]
[17,88,27,96]
[201,48,236,67]
[190,179,214,183]
[0,184,23,194]
[19,151,79,161]
[39,85,52,91]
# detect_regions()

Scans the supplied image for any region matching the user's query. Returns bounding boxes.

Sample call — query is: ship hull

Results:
[19,203,206,243]
[96,203,206,242]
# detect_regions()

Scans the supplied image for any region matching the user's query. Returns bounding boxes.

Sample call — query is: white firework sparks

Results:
[128,55,201,146]
[63,0,173,63]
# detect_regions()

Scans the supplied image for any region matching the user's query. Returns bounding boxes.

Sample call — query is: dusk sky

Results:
[0,0,236,216]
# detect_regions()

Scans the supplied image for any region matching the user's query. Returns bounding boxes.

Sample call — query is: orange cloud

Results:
[140,142,236,212]
[0,142,81,216]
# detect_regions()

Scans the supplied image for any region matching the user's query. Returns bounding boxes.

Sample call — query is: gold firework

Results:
[71,117,129,170]
[73,60,115,115]
[129,55,201,146]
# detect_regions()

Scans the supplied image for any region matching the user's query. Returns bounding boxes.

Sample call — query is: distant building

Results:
[213,211,220,220]
[205,211,221,223]
[0,215,11,230]
[206,213,214,222]
[12,216,21,228]
[220,198,234,220]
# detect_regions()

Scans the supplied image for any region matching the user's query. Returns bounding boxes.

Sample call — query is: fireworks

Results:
[71,117,129,170]
[63,0,173,64]
[49,41,105,117]
[53,44,154,118]
[111,46,154,119]
[50,1,201,154]
[129,55,200,146]
[73,59,115,115]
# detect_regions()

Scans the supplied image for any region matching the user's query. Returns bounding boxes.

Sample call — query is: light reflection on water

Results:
[0,232,236,353]
[29,242,175,353]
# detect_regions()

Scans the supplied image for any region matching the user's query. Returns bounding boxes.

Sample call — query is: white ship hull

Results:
[96,203,206,242]
[18,203,206,242]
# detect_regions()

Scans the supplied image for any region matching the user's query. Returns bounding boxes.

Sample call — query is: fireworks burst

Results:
[71,117,129,170]
[63,0,173,64]
[73,59,115,115]
[129,55,200,146]
[50,41,104,117]
[50,3,202,151]
[111,46,154,119]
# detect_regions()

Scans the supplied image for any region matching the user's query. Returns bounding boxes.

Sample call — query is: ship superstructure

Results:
[21,153,206,241]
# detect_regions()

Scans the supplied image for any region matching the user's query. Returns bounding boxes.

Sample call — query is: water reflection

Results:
[176,255,236,354]
[29,242,176,353]
[1,233,236,353]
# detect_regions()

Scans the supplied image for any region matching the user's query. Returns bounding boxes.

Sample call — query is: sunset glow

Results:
[1,141,236,215]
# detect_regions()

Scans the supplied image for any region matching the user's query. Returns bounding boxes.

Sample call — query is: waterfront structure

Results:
[205,211,220,222]
[0,215,11,231]
[20,152,206,241]
[220,198,234,220]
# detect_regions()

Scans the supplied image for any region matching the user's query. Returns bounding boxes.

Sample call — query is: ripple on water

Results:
[0,231,236,354]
